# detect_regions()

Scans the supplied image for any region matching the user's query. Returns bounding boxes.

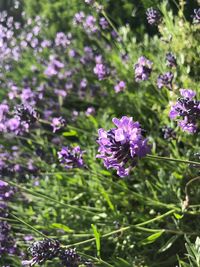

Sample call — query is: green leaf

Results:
[51,223,74,233]
[62,130,78,137]
[174,213,184,220]
[91,224,101,257]
[140,230,164,245]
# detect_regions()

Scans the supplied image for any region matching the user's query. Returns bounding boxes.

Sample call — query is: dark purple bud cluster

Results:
[14,104,38,124]
[166,52,177,68]
[22,239,60,266]
[192,8,200,24]
[0,180,15,201]
[22,239,92,267]
[169,89,200,133]
[146,7,162,25]
[157,72,174,90]
[58,146,84,169]
[59,248,81,267]
[161,126,176,140]
[97,116,151,177]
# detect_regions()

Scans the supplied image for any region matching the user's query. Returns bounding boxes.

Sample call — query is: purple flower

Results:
[0,180,14,201]
[93,63,108,80]
[84,15,98,33]
[192,8,200,24]
[85,107,95,116]
[169,89,200,133]
[51,117,66,133]
[96,116,151,177]
[114,81,126,93]
[99,17,109,29]
[157,72,174,89]
[166,52,177,68]
[55,32,70,48]
[14,104,38,124]
[146,7,162,25]
[73,12,85,24]
[134,56,153,82]
[58,146,84,169]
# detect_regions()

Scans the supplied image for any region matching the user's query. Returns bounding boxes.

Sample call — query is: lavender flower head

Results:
[157,72,174,90]
[22,239,60,266]
[93,63,109,81]
[134,56,153,82]
[51,117,66,133]
[192,8,200,24]
[58,146,84,169]
[114,81,126,93]
[169,89,200,133]
[146,7,162,25]
[96,116,151,177]
[166,52,177,68]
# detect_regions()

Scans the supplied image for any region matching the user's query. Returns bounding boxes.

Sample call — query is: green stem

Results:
[10,213,50,239]
[64,209,175,249]
[146,154,200,166]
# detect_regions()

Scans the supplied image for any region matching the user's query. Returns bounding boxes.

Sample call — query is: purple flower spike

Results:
[146,7,162,25]
[157,72,174,90]
[134,56,153,82]
[169,89,200,133]
[58,146,84,169]
[96,116,151,177]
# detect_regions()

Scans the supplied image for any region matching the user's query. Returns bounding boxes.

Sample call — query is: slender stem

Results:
[146,154,200,166]
[10,213,50,239]
[64,210,175,249]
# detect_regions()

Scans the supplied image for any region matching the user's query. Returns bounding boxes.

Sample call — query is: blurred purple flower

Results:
[146,7,162,25]
[85,107,95,116]
[192,8,200,24]
[58,146,84,169]
[157,72,174,89]
[51,117,66,133]
[166,52,177,68]
[114,81,126,93]
[134,56,153,82]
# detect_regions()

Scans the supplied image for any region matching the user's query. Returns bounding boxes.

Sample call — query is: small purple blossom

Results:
[169,89,200,133]
[55,32,71,48]
[85,107,95,116]
[84,15,98,33]
[0,180,14,201]
[73,12,85,24]
[99,17,109,29]
[114,81,126,93]
[166,52,177,68]
[51,117,66,133]
[146,7,162,25]
[96,116,151,177]
[134,56,153,82]
[58,146,84,169]
[93,63,108,80]
[157,72,174,89]
[192,8,200,24]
